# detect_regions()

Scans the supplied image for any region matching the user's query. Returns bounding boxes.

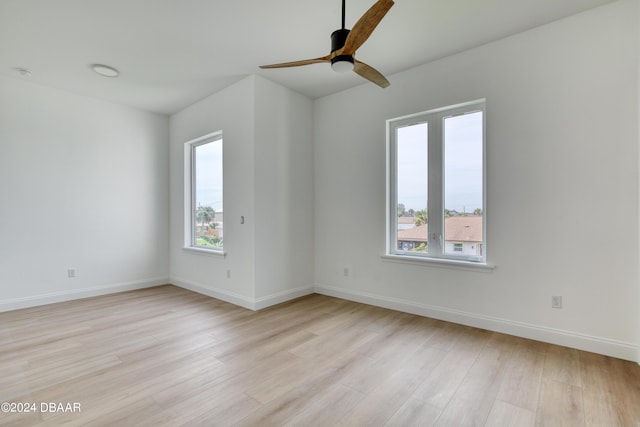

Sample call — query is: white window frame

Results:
[385,100,491,269]
[183,131,224,256]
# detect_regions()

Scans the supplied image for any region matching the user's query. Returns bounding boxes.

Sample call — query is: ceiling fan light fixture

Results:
[91,64,119,78]
[331,55,354,73]
[13,67,32,77]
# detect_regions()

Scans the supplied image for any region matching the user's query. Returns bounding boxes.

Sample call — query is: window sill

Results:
[381,254,495,272]
[183,247,226,258]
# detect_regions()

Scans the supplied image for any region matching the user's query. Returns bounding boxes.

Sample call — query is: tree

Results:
[196,205,215,232]
[397,203,406,217]
[411,243,427,252]
[473,208,483,216]
[414,209,427,226]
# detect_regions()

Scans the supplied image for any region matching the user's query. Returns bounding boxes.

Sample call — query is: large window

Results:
[184,131,223,252]
[387,100,485,263]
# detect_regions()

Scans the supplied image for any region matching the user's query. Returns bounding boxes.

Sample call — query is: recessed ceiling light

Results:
[91,64,119,78]
[13,67,32,77]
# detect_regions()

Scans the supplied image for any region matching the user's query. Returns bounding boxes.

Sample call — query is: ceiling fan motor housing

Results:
[331,28,351,52]
[330,28,354,70]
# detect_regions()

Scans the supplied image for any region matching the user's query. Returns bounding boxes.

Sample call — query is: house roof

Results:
[397,216,415,225]
[397,223,428,242]
[445,216,483,242]
[397,216,483,243]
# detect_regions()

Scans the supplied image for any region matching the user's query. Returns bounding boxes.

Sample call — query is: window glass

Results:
[184,132,223,253]
[396,123,428,254]
[388,100,485,263]
[192,139,223,249]
[443,111,483,257]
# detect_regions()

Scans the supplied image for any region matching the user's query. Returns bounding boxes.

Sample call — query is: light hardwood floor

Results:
[1,285,639,426]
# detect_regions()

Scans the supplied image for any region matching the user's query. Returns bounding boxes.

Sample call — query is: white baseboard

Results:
[0,277,169,313]
[4,277,634,363]
[314,284,639,363]
[254,286,315,310]
[171,276,255,309]
[171,276,314,311]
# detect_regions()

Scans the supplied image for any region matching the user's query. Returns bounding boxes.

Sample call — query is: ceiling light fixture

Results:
[13,67,32,77]
[91,64,119,78]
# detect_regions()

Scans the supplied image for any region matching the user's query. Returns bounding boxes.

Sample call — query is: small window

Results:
[387,100,486,263]
[184,132,223,252]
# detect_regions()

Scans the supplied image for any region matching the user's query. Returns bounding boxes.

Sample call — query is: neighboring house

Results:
[214,211,223,239]
[444,216,483,256]
[196,210,224,240]
[397,215,416,230]
[397,223,428,251]
[397,216,483,256]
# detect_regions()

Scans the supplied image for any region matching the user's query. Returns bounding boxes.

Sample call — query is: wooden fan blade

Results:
[342,0,394,56]
[260,55,331,69]
[354,60,390,88]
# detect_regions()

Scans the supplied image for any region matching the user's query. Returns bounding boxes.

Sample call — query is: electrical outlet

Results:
[67,268,76,278]
[226,269,231,279]
[343,267,349,277]
[552,295,562,309]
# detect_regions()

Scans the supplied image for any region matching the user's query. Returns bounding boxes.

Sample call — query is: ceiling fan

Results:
[260,0,394,88]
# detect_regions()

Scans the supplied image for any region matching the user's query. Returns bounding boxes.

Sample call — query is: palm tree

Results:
[196,205,215,233]
[414,209,427,226]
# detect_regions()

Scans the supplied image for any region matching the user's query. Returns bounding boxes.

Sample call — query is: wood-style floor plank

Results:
[535,379,585,426]
[495,346,545,412]
[433,344,513,426]
[484,400,536,427]
[0,285,638,426]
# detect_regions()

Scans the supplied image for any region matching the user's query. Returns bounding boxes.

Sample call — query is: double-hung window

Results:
[184,131,223,253]
[387,100,486,264]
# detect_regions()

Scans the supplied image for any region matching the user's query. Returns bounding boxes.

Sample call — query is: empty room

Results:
[1,0,639,425]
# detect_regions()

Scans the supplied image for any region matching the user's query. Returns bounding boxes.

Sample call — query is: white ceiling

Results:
[0,0,616,115]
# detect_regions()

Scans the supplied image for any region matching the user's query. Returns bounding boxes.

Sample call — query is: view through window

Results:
[186,132,223,251]
[389,101,485,262]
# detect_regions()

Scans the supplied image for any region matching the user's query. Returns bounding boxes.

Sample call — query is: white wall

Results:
[170,76,257,305]
[314,0,640,361]
[254,77,315,302]
[169,75,315,308]
[0,76,169,310]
